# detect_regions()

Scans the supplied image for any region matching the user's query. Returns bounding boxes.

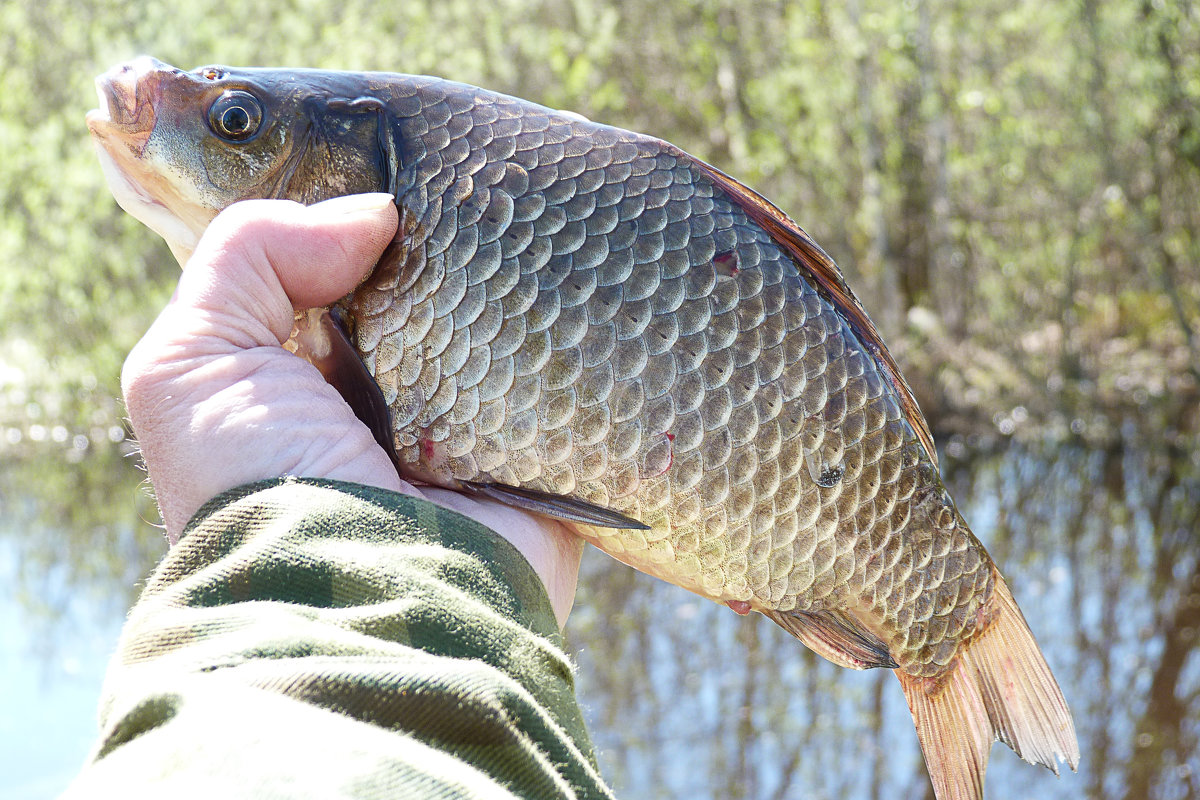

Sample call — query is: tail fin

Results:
[895,572,1079,800]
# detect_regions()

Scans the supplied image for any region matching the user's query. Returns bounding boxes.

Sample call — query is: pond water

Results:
[2,430,1197,799]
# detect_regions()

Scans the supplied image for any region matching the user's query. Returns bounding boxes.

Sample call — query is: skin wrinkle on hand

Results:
[123,196,582,628]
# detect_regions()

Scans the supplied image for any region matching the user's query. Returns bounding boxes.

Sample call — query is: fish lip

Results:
[85,57,168,155]
[86,57,202,259]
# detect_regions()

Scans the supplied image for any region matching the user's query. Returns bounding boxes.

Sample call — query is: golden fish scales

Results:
[86,59,1077,800]
[347,88,985,677]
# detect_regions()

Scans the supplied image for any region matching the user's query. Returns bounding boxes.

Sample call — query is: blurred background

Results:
[2,0,1197,797]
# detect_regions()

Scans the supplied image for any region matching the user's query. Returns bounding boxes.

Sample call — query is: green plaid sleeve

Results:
[63,477,613,800]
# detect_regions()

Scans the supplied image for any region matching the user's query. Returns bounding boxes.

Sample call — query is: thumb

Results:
[176,194,399,346]
[121,195,404,540]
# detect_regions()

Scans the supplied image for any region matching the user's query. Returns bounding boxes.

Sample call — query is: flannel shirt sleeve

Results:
[62,477,613,800]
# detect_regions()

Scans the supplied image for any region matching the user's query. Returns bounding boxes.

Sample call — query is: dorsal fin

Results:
[670,146,939,468]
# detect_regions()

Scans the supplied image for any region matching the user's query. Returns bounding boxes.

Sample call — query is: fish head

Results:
[87,57,394,265]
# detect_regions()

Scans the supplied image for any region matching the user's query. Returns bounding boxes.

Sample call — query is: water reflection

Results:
[2,442,164,623]
[1,443,165,798]
[568,435,1200,800]
[3,433,1198,798]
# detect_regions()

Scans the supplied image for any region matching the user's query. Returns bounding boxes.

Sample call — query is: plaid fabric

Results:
[64,477,613,799]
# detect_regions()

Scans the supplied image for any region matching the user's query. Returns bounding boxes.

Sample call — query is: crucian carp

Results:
[88,56,1079,799]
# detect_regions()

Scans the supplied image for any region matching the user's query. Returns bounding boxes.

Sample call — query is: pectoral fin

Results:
[291,307,402,473]
[461,480,650,530]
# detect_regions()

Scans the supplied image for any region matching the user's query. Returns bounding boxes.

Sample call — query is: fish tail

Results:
[895,571,1079,800]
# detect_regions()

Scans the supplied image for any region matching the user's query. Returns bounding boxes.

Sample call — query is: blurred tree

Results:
[3,0,1197,447]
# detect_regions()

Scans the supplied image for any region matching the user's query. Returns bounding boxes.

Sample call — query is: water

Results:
[2,433,1197,799]
[0,544,128,800]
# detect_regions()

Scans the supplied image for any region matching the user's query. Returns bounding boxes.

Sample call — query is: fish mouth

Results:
[85,56,170,155]
[86,56,207,265]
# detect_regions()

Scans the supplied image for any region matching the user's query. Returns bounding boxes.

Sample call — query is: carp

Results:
[87,56,1078,799]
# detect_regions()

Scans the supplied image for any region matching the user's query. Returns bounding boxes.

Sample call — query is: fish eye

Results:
[207,90,263,142]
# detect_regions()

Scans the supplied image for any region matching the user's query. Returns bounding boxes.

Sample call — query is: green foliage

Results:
[1,0,1197,529]
[3,0,1198,449]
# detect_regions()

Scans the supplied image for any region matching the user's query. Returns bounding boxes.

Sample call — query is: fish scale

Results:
[88,58,1077,799]
[347,78,972,668]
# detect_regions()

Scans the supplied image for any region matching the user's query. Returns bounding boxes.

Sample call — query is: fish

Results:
[87,56,1079,799]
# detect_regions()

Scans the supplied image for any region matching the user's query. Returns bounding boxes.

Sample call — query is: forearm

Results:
[64,478,610,800]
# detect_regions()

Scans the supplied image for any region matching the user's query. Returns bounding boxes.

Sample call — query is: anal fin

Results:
[764,607,898,670]
[461,481,650,530]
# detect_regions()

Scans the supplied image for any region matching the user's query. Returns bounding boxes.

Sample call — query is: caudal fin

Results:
[895,572,1079,800]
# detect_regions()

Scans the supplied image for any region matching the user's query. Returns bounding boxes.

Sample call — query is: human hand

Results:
[121,195,582,625]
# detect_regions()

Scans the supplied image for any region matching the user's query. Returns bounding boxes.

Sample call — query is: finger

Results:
[121,196,403,541]
[177,194,398,346]
[124,194,399,406]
